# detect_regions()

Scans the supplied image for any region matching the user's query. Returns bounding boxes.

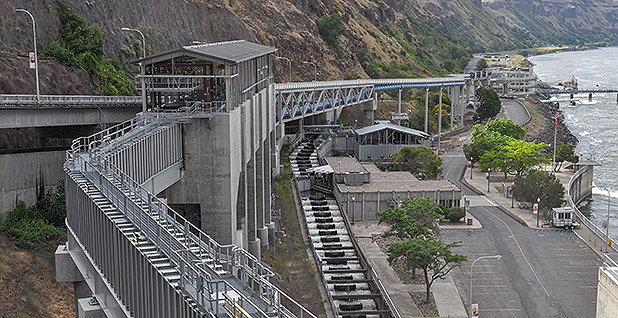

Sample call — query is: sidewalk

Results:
[351,222,468,318]
[463,162,576,228]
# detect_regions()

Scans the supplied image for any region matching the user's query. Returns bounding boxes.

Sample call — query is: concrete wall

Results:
[597,267,618,318]
[164,85,275,258]
[0,107,140,129]
[0,150,66,213]
[570,165,594,205]
[334,188,461,221]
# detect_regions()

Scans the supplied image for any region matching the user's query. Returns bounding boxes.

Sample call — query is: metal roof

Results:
[133,40,277,65]
[354,122,429,138]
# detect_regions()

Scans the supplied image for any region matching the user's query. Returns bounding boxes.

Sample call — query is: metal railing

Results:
[603,253,618,283]
[0,94,142,106]
[568,165,618,252]
[66,112,317,318]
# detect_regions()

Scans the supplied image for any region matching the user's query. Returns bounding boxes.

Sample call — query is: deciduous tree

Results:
[389,146,443,180]
[554,143,579,172]
[513,170,565,216]
[386,236,466,303]
[479,139,548,178]
[377,197,445,239]
[475,87,501,120]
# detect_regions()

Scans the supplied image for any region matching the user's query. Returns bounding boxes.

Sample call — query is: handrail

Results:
[371,268,402,318]
[0,94,141,105]
[603,253,618,283]
[66,110,317,318]
[568,165,618,253]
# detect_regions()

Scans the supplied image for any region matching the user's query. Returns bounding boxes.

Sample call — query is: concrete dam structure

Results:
[54,40,472,317]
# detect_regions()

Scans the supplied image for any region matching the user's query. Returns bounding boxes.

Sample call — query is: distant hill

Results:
[1,0,618,86]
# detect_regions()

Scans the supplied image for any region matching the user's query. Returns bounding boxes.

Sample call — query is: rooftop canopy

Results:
[132,40,277,65]
[355,122,429,139]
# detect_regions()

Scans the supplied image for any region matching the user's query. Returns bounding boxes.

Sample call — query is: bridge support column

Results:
[397,88,402,125]
[425,88,429,133]
[449,87,454,129]
[360,93,377,127]
[457,86,467,126]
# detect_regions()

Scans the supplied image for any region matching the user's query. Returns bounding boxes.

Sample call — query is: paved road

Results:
[441,151,599,317]
[500,99,530,126]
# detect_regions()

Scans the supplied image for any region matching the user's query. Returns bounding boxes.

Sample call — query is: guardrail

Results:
[568,165,618,253]
[67,110,316,318]
[603,253,618,283]
[0,94,142,106]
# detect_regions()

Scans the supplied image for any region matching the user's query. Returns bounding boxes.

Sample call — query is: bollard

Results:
[468,227,471,236]
[372,234,375,243]
[356,235,359,242]
[365,221,368,228]
[541,224,543,228]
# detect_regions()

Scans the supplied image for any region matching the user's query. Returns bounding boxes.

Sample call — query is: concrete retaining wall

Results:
[0,150,66,214]
[597,267,618,318]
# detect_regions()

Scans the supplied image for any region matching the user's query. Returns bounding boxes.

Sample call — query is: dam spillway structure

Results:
[289,131,398,318]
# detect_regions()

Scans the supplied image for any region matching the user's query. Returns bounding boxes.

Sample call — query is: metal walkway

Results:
[64,104,316,318]
[0,94,142,107]
[275,76,467,123]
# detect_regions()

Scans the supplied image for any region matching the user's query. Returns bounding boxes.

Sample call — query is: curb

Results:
[516,99,533,126]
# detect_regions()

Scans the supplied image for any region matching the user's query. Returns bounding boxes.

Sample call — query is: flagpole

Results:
[552,112,558,171]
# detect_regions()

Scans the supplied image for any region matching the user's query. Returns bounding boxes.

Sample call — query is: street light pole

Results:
[15,9,39,101]
[302,61,317,82]
[470,255,502,318]
[604,188,611,252]
[536,197,540,228]
[121,27,147,113]
[275,56,292,82]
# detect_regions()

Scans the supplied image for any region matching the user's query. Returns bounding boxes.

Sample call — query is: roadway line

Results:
[481,206,551,297]
[481,196,498,206]
[578,285,597,288]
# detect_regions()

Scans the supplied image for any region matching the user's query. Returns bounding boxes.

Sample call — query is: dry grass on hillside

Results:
[0,235,74,318]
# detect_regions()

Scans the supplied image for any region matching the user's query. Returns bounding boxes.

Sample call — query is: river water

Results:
[529,47,618,238]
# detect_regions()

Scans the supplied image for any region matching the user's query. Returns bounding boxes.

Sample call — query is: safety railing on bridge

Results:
[0,94,142,107]
[66,111,317,318]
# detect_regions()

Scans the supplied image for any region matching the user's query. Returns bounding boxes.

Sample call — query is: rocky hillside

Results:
[2,0,618,86]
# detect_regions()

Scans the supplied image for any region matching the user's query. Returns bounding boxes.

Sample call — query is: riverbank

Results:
[520,96,579,147]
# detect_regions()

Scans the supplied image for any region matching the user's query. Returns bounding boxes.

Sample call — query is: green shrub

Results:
[317,14,347,50]
[6,218,56,249]
[445,207,465,223]
[42,2,133,95]
[36,181,66,228]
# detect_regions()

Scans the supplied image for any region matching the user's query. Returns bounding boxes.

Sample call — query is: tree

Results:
[377,197,445,240]
[386,236,466,303]
[485,118,526,140]
[513,170,565,218]
[475,58,488,71]
[554,143,579,172]
[475,87,501,120]
[464,125,514,167]
[389,146,443,180]
[479,139,548,178]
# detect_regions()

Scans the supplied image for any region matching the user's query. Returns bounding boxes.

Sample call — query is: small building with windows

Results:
[354,122,430,162]
[316,156,461,221]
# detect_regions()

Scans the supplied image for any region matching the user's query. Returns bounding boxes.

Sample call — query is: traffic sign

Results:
[390,112,409,121]
[465,199,470,211]
[471,304,479,318]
